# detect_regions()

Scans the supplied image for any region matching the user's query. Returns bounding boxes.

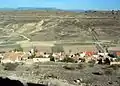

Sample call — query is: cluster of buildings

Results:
[0,46,120,64]
[0,41,120,64]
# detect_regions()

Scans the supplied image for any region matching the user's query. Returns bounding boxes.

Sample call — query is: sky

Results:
[0,0,120,10]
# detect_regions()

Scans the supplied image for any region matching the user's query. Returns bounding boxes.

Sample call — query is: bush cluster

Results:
[76,63,86,69]
[2,63,19,71]
[63,65,75,70]
[61,57,75,63]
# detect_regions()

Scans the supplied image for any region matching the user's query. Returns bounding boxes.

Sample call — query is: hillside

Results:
[0,10,120,43]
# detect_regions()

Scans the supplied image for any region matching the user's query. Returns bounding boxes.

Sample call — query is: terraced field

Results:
[0,10,120,43]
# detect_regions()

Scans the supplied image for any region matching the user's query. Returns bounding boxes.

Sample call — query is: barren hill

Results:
[0,10,120,42]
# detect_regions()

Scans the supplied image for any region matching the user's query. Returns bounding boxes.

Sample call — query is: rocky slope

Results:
[0,62,120,86]
[0,10,120,42]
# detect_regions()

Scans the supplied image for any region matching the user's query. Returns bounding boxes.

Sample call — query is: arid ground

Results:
[0,62,120,86]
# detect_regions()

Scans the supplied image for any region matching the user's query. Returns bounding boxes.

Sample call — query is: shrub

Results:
[28,54,36,59]
[115,58,120,62]
[92,72,103,75]
[3,63,19,71]
[61,57,75,63]
[88,63,95,67]
[108,64,120,70]
[88,60,96,64]
[104,68,113,75]
[33,65,39,69]
[32,70,40,76]
[48,54,55,62]
[63,65,75,70]
[25,68,30,71]
[76,63,85,69]
[36,55,44,58]
[44,73,58,79]
[88,60,96,67]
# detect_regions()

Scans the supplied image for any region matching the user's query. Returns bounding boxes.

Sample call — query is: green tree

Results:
[48,54,55,62]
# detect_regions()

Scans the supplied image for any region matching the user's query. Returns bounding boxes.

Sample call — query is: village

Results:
[0,43,120,65]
